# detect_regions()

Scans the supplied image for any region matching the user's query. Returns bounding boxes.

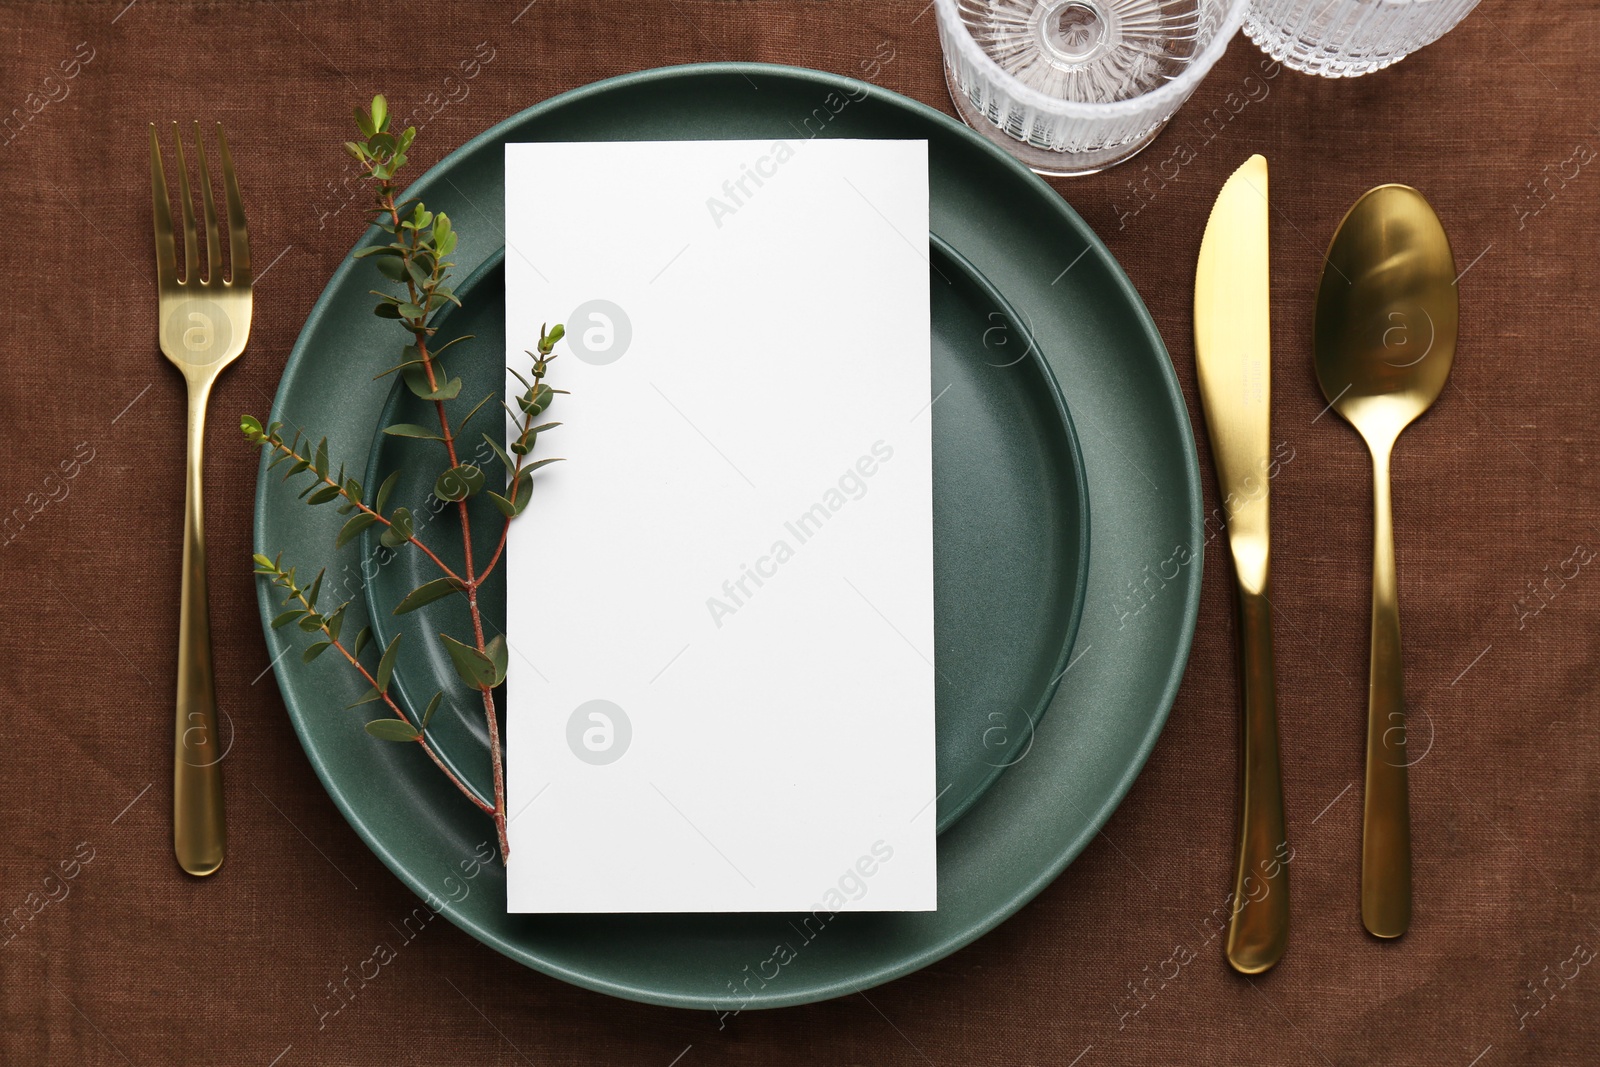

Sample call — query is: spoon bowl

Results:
[1313,183,1458,940]
[1315,185,1458,446]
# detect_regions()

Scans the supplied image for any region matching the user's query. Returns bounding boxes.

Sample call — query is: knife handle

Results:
[1225,586,1289,974]
[1362,445,1410,938]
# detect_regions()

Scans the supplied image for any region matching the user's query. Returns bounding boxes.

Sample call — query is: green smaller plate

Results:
[361,235,1089,835]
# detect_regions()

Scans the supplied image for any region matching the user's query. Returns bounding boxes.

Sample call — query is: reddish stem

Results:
[477,368,548,584]
[284,578,494,817]
[381,177,509,860]
[264,438,463,584]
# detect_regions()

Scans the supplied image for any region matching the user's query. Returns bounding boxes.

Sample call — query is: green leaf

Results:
[241,414,263,439]
[271,609,304,629]
[352,244,404,259]
[421,691,443,729]
[374,302,403,319]
[517,384,554,416]
[485,635,508,687]
[393,576,465,615]
[382,423,444,441]
[402,363,462,401]
[325,603,347,642]
[370,94,388,133]
[313,438,329,478]
[374,469,401,514]
[376,632,402,693]
[306,484,342,506]
[354,104,375,138]
[345,687,383,709]
[432,334,473,359]
[509,470,534,505]
[353,626,373,658]
[434,463,485,502]
[336,511,379,548]
[373,355,428,379]
[398,302,425,319]
[365,719,421,742]
[252,553,277,573]
[523,457,565,474]
[440,633,496,688]
[457,393,495,434]
[307,570,324,609]
[485,490,518,518]
[482,433,515,474]
[379,506,414,548]
[303,640,333,663]
[375,254,408,282]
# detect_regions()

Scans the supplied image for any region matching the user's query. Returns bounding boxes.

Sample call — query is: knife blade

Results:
[1193,154,1289,975]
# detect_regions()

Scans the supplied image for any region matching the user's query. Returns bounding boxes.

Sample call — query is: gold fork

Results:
[149,122,252,876]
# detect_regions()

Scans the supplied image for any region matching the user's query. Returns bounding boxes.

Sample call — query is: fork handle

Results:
[174,376,225,875]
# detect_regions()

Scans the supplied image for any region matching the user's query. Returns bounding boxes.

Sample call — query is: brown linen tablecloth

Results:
[2,1,1596,1063]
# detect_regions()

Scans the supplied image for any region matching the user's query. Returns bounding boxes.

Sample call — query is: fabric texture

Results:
[0,1,1594,1063]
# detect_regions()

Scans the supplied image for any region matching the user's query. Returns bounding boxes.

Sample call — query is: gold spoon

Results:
[1314,184,1458,939]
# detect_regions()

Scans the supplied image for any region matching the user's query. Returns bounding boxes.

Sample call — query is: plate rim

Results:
[256,60,1203,1009]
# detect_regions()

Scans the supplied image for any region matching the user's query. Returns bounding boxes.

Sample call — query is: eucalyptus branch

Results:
[252,552,493,816]
[241,95,569,864]
[241,416,463,584]
[480,336,566,583]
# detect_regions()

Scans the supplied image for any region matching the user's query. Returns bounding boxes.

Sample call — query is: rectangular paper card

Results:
[503,138,934,913]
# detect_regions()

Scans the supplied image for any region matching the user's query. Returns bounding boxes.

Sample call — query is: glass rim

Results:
[935,0,1251,121]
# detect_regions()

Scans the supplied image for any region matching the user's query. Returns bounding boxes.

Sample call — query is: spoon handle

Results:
[1363,445,1411,938]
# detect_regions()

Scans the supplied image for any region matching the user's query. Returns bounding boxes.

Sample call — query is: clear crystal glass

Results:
[935,0,1249,177]
[1245,0,1481,77]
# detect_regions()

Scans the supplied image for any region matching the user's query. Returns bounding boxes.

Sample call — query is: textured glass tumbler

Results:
[1245,0,1481,77]
[936,0,1249,177]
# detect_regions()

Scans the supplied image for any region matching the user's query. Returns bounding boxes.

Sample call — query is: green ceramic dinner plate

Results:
[359,237,1090,835]
[255,63,1202,1010]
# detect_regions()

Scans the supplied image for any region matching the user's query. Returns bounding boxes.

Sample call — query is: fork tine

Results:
[171,123,198,284]
[192,122,223,284]
[148,124,177,288]
[216,123,251,285]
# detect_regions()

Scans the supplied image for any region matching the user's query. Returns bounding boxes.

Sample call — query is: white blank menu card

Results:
[503,138,935,913]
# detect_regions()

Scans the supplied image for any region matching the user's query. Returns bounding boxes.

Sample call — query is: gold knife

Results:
[1194,154,1289,974]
